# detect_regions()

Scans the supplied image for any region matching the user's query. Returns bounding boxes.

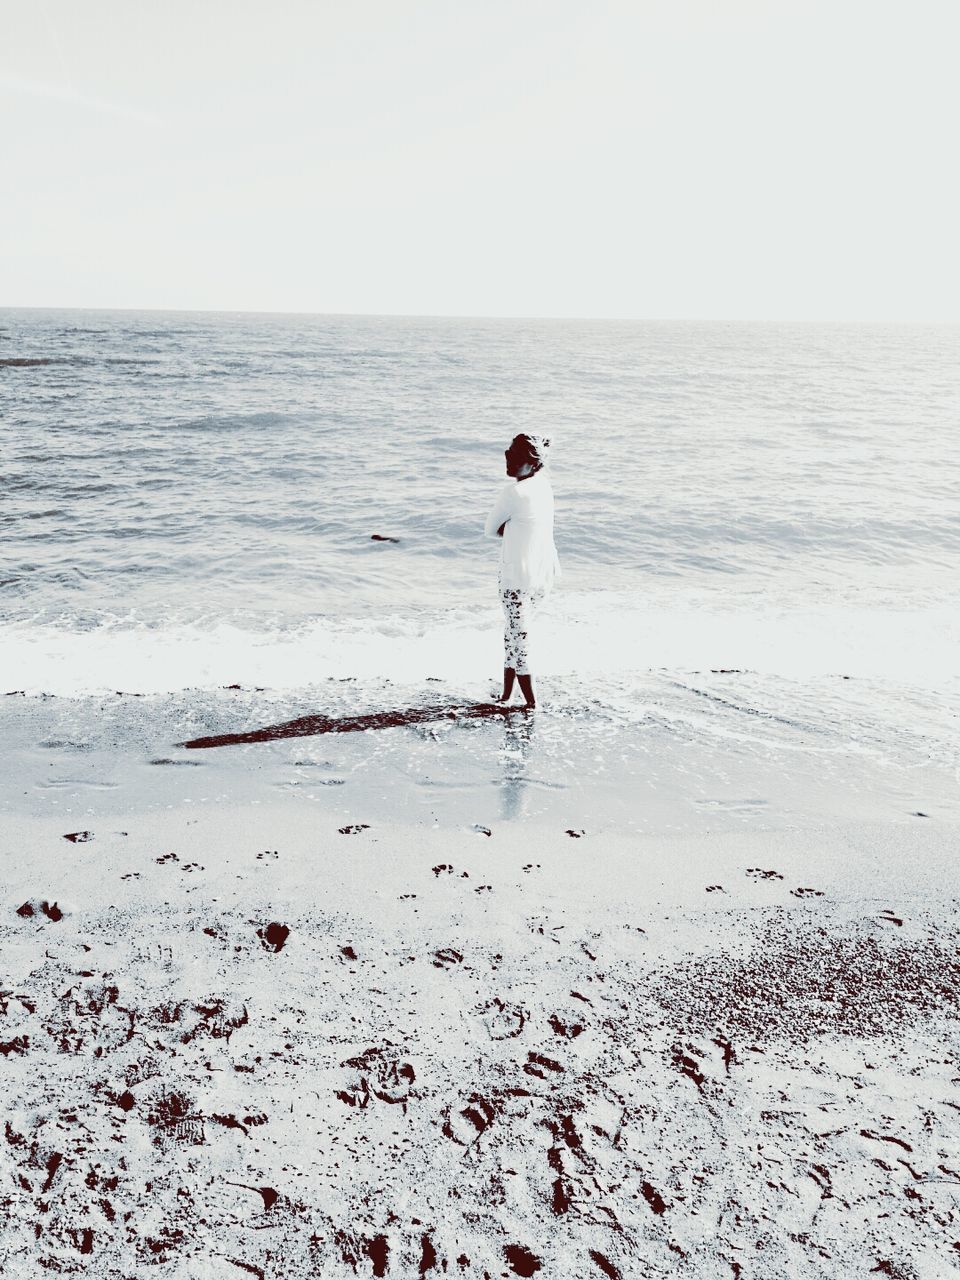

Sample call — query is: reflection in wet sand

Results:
[499,711,537,821]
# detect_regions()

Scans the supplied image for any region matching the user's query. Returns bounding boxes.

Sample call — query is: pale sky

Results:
[2,0,958,319]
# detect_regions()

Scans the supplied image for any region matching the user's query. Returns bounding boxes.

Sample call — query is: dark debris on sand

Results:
[655,914,960,1041]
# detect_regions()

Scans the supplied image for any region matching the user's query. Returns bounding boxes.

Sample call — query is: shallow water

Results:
[3,310,957,624]
[2,670,956,838]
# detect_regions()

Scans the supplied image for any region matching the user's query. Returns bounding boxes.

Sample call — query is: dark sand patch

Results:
[654,912,960,1041]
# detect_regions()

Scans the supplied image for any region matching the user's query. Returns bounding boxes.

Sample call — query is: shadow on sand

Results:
[177,701,532,750]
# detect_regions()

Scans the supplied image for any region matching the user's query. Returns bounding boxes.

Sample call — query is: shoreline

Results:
[2,675,957,840]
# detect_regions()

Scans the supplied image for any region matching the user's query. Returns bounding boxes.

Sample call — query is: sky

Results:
[2,0,958,319]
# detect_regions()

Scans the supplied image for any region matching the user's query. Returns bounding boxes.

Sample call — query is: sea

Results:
[2,309,958,831]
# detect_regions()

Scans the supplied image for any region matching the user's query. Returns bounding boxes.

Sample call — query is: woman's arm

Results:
[484,482,514,539]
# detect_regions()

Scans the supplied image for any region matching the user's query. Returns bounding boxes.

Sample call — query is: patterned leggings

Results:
[500,587,546,675]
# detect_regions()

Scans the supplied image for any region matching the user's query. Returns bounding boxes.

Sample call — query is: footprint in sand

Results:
[432,948,463,969]
[15,900,67,922]
[504,1244,543,1276]
[670,1045,706,1090]
[705,885,725,893]
[746,867,784,881]
[442,1093,496,1145]
[145,942,174,969]
[337,1046,416,1108]
[338,823,370,835]
[589,1250,622,1279]
[63,830,93,843]
[258,922,290,952]
[331,1228,391,1277]
[548,1013,585,1039]
[143,995,248,1042]
[147,1091,206,1146]
[523,1051,565,1080]
[46,978,135,1054]
[791,886,824,898]
[478,998,526,1039]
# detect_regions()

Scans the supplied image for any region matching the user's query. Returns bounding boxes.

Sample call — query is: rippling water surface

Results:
[1,309,958,702]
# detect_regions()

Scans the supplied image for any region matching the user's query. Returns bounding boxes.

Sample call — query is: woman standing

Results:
[484,434,561,708]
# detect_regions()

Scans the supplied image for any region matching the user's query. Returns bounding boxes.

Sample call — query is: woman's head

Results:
[505,433,551,479]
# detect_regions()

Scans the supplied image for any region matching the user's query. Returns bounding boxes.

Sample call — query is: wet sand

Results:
[1,802,958,1279]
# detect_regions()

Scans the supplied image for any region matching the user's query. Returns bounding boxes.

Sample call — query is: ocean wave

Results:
[171,411,294,432]
[0,357,74,367]
[114,328,194,338]
[1,598,957,698]
[3,310,957,692]
[419,436,491,453]
[102,356,166,366]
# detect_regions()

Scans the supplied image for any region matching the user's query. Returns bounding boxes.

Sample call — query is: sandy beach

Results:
[4,0,960,1258]
[3,307,959,1277]
[2,721,958,1279]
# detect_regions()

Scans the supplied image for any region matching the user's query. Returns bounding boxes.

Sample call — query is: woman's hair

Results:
[512,433,551,468]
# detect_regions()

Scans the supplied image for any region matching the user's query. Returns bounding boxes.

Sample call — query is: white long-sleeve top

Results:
[484,468,561,594]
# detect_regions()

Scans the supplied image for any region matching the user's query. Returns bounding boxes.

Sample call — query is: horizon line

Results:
[2,304,959,326]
